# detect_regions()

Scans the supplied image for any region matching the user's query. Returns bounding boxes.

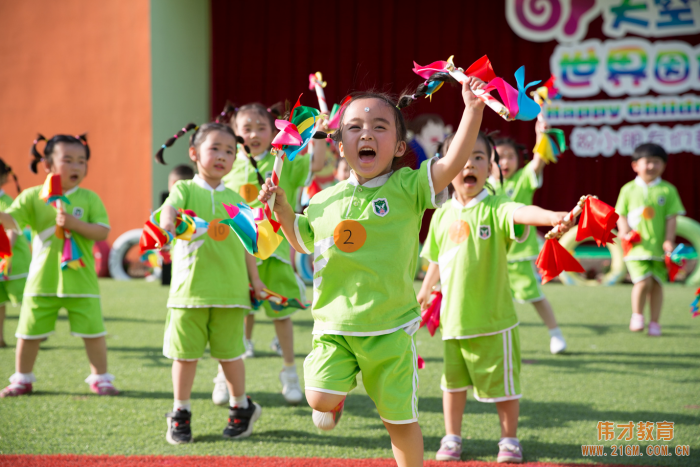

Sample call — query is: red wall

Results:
[211,0,698,220]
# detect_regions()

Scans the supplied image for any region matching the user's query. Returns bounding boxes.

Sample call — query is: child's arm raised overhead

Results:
[258,183,305,254]
[513,205,572,230]
[430,78,486,194]
[56,210,109,241]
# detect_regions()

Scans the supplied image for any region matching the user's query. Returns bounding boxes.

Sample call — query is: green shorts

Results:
[15,296,105,339]
[625,259,667,284]
[164,307,247,361]
[0,278,26,306]
[507,260,544,303]
[441,326,522,403]
[304,329,419,424]
[252,257,306,320]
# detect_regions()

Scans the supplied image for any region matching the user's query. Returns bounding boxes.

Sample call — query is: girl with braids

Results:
[488,123,567,355]
[217,102,325,407]
[0,159,31,348]
[0,134,118,397]
[258,78,485,467]
[155,122,265,444]
[417,132,571,463]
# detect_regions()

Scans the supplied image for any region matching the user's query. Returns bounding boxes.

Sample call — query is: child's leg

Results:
[495,399,520,438]
[649,279,663,323]
[383,421,424,467]
[245,314,254,341]
[17,338,41,373]
[443,389,467,436]
[306,389,345,412]
[220,359,245,400]
[172,360,198,400]
[273,317,295,365]
[532,299,558,329]
[83,336,108,375]
[631,277,653,316]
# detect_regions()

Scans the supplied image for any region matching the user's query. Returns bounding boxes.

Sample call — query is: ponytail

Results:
[0,159,21,193]
[30,134,46,174]
[397,72,457,110]
[155,123,198,165]
[30,133,90,173]
[215,101,237,124]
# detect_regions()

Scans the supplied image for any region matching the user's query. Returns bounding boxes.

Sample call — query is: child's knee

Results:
[306,389,344,412]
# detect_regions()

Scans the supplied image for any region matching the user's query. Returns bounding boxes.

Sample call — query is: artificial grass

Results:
[1,280,699,465]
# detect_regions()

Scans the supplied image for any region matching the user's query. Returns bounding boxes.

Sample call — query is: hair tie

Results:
[161,144,167,149]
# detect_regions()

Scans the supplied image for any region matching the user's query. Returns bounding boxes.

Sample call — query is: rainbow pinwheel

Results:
[691,288,700,318]
[138,209,206,254]
[308,72,329,113]
[534,128,567,164]
[61,235,85,270]
[327,96,352,130]
[532,74,560,105]
[0,224,12,280]
[39,174,70,206]
[250,285,307,312]
[271,96,322,162]
[666,243,692,282]
[220,203,283,261]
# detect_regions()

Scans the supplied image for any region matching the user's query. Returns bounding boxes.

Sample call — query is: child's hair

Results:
[440,131,502,195]
[492,136,527,169]
[0,158,21,193]
[632,143,668,163]
[30,133,90,174]
[170,164,195,180]
[155,122,237,165]
[408,114,445,136]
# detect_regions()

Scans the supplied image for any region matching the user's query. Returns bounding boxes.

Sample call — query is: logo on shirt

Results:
[372,198,390,217]
[658,196,666,206]
[478,225,491,240]
[72,207,84,219]
[506,188,515,198]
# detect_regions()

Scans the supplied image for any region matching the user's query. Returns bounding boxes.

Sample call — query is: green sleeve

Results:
[420,212,440,263]
[664,185,685,218]
[293,213,315,254]
[523,161,542,191]
[496,198,528,242]
[615,185,629,216]
[5,189,34,231]
[163,181,189,211]
[401,159,439,214]
[87,192,110,228]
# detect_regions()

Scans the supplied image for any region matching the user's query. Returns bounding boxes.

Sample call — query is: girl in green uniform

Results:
[218,103,326,406]
[488,125,567,354]
[418,133,570,462]
[0,160,30,348]
[260,78,487,467]
[0,134,118,397]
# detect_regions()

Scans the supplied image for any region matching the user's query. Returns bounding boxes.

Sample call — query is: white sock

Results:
[282,363,297,374]
[173,399,191,412]
[230,394,248,409]
[84,373,115,384]
[9,372,36,384]
[443,434,462,444]
[500,437,520,445]
[548,327,563,338]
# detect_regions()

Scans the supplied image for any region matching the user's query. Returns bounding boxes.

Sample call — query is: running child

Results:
[489,124,567,354]
[615,143,685,336]
[259,78,487,467]
[218,103,325,406]
[417,132,571,463]
[156,122,265,444]
[0,160,31,348]
[0,134,118,397]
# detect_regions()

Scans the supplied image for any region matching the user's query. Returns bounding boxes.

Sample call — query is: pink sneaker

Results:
[498,439,523,463]
[0,382,33,398]
[89,380,119,396]
[648,322,661,337]
[629,313,644,332]
[312,397,345,431]
[436,435,462,461]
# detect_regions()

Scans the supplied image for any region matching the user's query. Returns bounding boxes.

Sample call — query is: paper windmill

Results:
[138,209,206,254]
[0,224,12,279]
[691,287,700,318]
[532,74,560,105]
[665,243,692,282]
[534,128,567,164]
[39,174,70,206]
[327,96,352,130]
[250,285,307,312]
[220,203,283,261]
[61,235,85,270]
[271,96,322,162]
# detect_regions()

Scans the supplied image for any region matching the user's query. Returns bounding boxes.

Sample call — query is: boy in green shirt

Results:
[155,122,265,444]
[615,143,685,337]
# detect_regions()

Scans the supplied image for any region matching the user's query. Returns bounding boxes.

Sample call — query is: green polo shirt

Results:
[615,177,685,261]
[421,190,527,338]
[0,190,31,281]
[294,158,447,335]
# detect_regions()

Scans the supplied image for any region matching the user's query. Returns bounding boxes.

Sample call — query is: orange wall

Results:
[0,0,151,243]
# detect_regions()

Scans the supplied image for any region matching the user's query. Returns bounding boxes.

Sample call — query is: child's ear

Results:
[338,141,344,157]
[43,159,52,174]
[188,146,198,163]
[394,141,407,158]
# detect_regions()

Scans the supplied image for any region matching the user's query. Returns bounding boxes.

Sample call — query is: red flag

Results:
[536,239,585,284]
[621,230,641,256]
[307,179,322,200]
[140,220,170,254]
[465,55,497,83]
[419,291,442,337]
[417,354,425,370]
[576,197,619,247]
[0,224,11,259]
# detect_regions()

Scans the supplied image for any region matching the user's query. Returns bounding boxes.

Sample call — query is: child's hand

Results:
[161,221,176,238]
[259,179,288,211]
[251,278,266,300]
[663,240,675,254]
[551,211,572,233]
[55,211,78,230]
[462,77,486,112]
[535,119,548,136]
[417,287,431,312]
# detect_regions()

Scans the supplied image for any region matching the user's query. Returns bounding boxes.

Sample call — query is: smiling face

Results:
[337,98,406,183]
[234,109,274,157]
[495,144,519,180]
[45,142,87,190]
[189,130,237,182]
[452,137,491,199]
[632,156,665,184]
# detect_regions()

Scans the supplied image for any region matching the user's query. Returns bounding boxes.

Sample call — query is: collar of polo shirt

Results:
[451,188,489,209]
[347,170,394,188]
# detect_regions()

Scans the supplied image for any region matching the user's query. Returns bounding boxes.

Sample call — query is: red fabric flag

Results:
[621,230,641,256]
[465,55,497,83]
[665,255,685,282]
[417,354,425,370]
[576,197,619,246]
[419,291,442,337]
[307,179,322,200]
[536,239,585,284]
[140,220,170,254]
[0,224,11,259]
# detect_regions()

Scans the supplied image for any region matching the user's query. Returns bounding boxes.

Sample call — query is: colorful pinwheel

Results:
[220,203,283,261]
[39,174,86,270]
[691,288,700,318]
[138,209,206,254]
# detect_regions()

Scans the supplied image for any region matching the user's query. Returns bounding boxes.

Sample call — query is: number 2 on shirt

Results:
[333,220,366,253]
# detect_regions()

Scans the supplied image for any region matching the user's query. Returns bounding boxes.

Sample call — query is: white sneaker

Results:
[212,371,230,406]
[279,367,303,405]
[270,336,283,357]
[550,335,567,354]
[630,313,644,332]
[243,339,255,359]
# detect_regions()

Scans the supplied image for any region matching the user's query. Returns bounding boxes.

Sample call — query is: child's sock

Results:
[9,372,36,384]
[443,434,462,444]
[173,399,191,412]
[230,394,249,409]
[499,437,520,445]
[548,327,563,338]
[282,363,297,374]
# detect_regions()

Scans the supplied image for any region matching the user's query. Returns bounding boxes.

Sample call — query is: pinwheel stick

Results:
[545,195,596,240]
[313,81,328,114]
[266,150,285,221]
[448,69,512,121]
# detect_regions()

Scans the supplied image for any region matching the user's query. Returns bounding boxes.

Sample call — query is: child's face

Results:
[235,110,273,157]
[338,98,406,182]
[451,138,490,199]
[45,142,87,190]
[415,120,449,157]
[495,144,519,180]
[632,156,665,183]
[190,130,237,183]
[335,158,351,182]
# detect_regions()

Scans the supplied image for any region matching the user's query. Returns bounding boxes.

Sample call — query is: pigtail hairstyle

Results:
[155,123,198,165]
[235,135,265,186]
[30,134,47,174]
[0,158,21,193]
[397,73,458,110]
[215,101,237,124]
[30,133,91,173]
[493,136,527,169]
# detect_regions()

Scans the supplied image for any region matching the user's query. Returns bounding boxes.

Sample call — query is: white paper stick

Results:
[267,152,285,222]
[314,83,329,114]
[448,69,512,120]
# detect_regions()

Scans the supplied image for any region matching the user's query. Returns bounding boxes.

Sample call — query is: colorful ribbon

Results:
[220,203,283,260]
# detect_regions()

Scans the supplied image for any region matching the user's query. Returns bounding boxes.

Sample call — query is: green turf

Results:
[1,280,699,465]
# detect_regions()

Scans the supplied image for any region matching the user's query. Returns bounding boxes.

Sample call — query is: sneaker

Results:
[223,397,262,439]
[165,409,192,445]
[550,335,567,354]
[648,321,661,337]
[243,339,255,359]
[436,435,462,461]
[630,313,644,332]
[312,397,345,431]
[89,380,119,396]
[0,382,33,398]
[212,371,230,406]
[279,368,303,405]
[270,336,283,357]
[497,439,523,463]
